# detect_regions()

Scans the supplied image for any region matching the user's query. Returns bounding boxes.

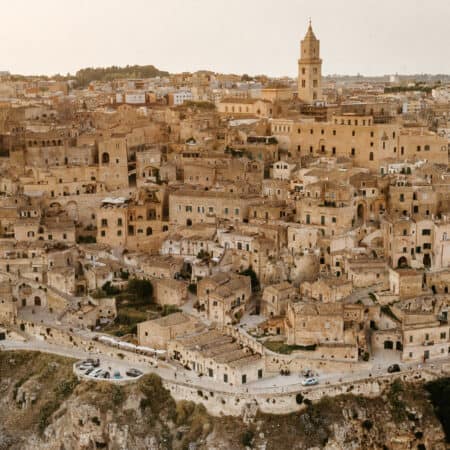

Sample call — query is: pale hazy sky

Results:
[1,0,449,77]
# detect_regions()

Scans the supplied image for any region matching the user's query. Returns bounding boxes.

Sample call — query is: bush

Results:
[239,266,260,292]
[197,249,211,261]
[161,305,181,317]
[188,283,197,295]
[389,380,406,422]
[241,429,254,447]
[120,269,130,280]
[38,400,60,432]
[425,377,450,442]
[55,376,79,397]
[111,385,125,406]
[102,281,120,297]
[139,373,176,420]
[77,235,96,244]
[127,279,153,303]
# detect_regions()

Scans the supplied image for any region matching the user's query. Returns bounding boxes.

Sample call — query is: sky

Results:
[1,0,449,77]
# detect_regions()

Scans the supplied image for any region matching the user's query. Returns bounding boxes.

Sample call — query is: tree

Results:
[239,266,260,292]
[127,279,153,304]
[101,281,120,296]
[197,249,211,262]
[241,73,253,82]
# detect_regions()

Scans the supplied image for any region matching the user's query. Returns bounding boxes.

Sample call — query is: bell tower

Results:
[297,20,323,104]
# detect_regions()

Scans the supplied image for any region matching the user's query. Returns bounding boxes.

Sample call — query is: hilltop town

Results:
[1,23,450,438]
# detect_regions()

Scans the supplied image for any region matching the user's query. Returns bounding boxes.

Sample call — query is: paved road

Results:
[2,337,449,396]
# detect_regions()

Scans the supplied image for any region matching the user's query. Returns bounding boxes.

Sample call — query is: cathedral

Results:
[297,21,323,104]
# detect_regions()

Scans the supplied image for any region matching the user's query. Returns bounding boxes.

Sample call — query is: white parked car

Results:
[301,377,319,386]
[90,368,103,378]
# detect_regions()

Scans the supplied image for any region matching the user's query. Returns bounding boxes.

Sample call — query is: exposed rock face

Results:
[0,351,448,450]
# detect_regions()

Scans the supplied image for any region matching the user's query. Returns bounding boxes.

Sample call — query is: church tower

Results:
[297,21,323,104]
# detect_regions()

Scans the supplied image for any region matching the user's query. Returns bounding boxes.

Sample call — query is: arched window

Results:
[146,227,153,236]
[102,152,110,164]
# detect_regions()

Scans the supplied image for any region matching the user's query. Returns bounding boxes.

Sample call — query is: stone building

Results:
[169,189,259,227]
[197,272,252,325]
[153,278,188,306]
[96,188,169,252]
[138,312,202,349]
[285,301,344,346]
[297,21,323,103]
[261,281,298,317]
[168,328,264,385]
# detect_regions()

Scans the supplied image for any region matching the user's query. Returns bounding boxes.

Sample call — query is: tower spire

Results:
[297,21,322,103]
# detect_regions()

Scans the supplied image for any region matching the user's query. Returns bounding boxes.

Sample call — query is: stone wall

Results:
[164,368,439,417]
[3,319,442,418]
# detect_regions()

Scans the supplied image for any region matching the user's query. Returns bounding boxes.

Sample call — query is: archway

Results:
[34,296,41,306]
[101,152,110,164]
[357,204,364,224]
[66,201,79,221]
[397,256,408,268]
[186,219,192,227]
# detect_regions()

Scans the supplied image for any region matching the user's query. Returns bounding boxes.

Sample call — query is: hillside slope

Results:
[0,351,447,450]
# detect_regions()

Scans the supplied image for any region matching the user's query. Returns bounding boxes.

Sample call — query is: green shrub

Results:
[55,376,79,397]
[425,377,450,442]
[188,283,197,295]
[161,305,181,316]
[38,400,60,432]
[127,279,153,303]
[239,266,260,292]
[241,429,254,447]
[111,385,125,406]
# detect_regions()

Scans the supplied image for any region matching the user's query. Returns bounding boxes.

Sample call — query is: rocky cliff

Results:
[0,351,448,450]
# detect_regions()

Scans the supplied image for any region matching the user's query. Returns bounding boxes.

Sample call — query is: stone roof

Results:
[150,312,195,328]
[292,301,343,316]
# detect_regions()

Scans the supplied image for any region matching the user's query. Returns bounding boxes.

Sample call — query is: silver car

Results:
[301,377,319,386]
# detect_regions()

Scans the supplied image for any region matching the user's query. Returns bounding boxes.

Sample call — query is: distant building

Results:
[168,90,193,106]
[297,21,323,104]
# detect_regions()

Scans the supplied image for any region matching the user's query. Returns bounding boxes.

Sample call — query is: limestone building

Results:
[297,21,323,104]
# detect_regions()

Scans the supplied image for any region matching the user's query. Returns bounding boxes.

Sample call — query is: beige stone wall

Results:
[169,191,257,226]
[154,278,187,306]
[98,137,129,190]
[402,323,450,362]
[271,119,448,173]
